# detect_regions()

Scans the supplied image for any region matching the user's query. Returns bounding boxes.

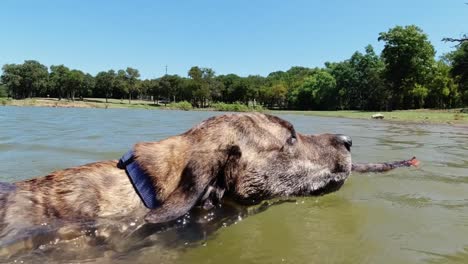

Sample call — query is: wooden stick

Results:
[352,157,419,173]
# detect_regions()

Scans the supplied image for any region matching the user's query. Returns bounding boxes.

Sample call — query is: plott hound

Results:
[0,113,355,253]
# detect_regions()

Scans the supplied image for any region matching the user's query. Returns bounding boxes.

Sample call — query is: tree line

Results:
[1,25,467,110]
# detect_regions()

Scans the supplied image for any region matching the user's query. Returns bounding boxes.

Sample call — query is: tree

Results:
[49,66,89,101]
[379,25,436,109]
[442,34,468,46]
[65,69,85,101]
[49,65,70,100]
[326,61,355,109]
[125,67,140,103]
[20,60,49,98]
[140,79,160,104]
[81,73,95,99]
[217,74,240,103]
[1,61,48,99]
[410,84,429,109]
[187,66,215,107]
[245,75,266,106]
[449,42,468,105]
[159,74,183,103]
[310,70,338,110]
[94,70,116,103]
[115,70,129,100]
[289,70,337,110]
[0,84,7,97]
[209,78,224,103]
[285,66,316,92]
[229,78,250,104]
[426,60,459,108]
[1,64,22,98]
[267,71,288,84]
[328,45,387,110]
[269,83,288,108]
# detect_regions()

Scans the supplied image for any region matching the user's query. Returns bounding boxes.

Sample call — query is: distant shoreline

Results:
[1,98,467,126]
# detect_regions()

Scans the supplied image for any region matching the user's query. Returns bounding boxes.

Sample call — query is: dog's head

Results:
[133,113,352,223]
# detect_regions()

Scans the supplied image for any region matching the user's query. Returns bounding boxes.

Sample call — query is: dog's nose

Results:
[336,134,352,151]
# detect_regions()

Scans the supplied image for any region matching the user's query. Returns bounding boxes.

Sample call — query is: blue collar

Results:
[118,150,161,209]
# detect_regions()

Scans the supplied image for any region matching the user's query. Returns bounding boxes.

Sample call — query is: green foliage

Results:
[125,67,140,103]
[115,70,129,98]
[289,70,337,110]
[48,65,91,101]
[264,82,287,108]
[188,66,219,107]
[211,102,263,112]
[410,84,429,108]
[94,70,116,102]
[167,100,193,111]
[49,65,70,99]
[159,74,183,102]
[0,98,10,105]
[449,42,468,105]
[426,60,459,108]
[327,45,387,110]
[1,60,48,99]
[0,84,7,97]
[378,25,436,109]
[140,79,160,103]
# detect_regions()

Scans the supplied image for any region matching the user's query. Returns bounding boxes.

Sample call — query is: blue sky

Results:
[0,0,466,79]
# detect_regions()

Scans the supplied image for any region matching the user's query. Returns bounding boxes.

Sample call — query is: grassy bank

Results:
[0,98,262,112]
[2,98,467,125]
[275,109,468,125]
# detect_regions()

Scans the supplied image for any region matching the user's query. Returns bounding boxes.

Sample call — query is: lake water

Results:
[1,106,468,264]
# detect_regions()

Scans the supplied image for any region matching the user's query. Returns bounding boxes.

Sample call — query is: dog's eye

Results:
[287,135,297,145]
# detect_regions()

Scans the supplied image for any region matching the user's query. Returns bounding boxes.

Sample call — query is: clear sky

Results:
[0,0,466,79]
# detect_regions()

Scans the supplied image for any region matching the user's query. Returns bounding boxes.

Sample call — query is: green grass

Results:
[211,102,264,112]
[273,109,468,125]
[0,98,11,106]
[167,101,193,111]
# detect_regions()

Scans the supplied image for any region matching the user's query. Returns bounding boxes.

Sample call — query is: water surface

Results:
[1,106,468,263]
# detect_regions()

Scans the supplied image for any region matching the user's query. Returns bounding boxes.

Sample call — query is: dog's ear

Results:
[134,137,191,201]
[133,137,241,224]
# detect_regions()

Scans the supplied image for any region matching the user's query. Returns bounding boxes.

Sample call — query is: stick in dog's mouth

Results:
[351,157,420,173]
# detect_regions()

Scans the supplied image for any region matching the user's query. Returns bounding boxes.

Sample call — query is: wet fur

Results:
[0,113,352,255]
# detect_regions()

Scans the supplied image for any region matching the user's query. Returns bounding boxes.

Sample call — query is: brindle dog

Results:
[0,113,360,257]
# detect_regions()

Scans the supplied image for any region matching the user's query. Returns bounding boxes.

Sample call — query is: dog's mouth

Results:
[309,178,346,196]
[305,165,351,196]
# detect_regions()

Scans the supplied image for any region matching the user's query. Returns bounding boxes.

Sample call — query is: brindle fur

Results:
[0,113,353,256]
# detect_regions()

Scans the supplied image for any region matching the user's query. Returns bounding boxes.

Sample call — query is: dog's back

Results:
[0,182,16,231]
[0,161,147,258]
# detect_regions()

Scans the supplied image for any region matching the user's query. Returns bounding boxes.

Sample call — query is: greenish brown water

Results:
[1,106,468,264]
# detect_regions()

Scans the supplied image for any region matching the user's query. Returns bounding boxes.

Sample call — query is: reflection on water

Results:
[1,106,468,263]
